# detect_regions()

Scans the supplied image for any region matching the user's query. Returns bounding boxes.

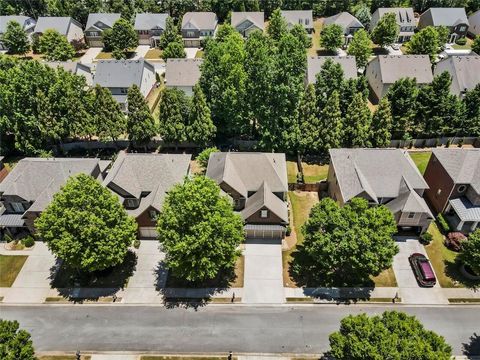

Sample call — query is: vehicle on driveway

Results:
[409,253,436,287]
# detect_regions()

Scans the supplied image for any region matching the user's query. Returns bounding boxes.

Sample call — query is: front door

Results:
[449,33,457,44]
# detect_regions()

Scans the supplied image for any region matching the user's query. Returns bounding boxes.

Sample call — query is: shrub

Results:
[286,225,292,236]
[133,239,141,249]
[446,139,451,148]
[22,236,35,248]
[455,37,467,46]
[437,214,450,234]
[3,233,13,243]
[457,138,464,147]
[196,147,219,173]
[420,232,433,245]
[459,230,480,275]
[445,232,467,252]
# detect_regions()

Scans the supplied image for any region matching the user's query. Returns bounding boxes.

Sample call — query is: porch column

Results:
[472,222,479,232]
[456,220,464,231]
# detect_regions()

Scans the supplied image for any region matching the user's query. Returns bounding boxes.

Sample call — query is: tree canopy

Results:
[459,229,480,276]
[126,84,157,146]
[109,18,138,59]
[157,176,244,282]
[329,311,452,360]
[347,29,372,68]
[320,24,343,53]
[35,173,137,273]
[292,197,398,286]
[0,319,36,360]
[267,8,288,42]
[38,29,75,61]
[371,12,399,47]
[1,20,30,55]
[196,146,219,173]
[406,26,440,62]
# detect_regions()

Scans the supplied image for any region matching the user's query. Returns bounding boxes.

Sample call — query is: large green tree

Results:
[126,84,157,146]
[187,84,216,146]
[157,176,244,282]
[370,97,393,147]
[162,41,186,60]
[461,84,480,136]
[158,87,190,144]
[459,229,480,276]
[329,311,452,360]
[89,85,126,141]
[297,84,321,155]
[1,20,30,55]
[109,18,138,59]
[38,29,75,61]
[473,35,480,55]
[343,92,372,147]
[266,8,288,42]
[0,319,36,360]
[386,77,418,138]
[371,12,399,48]
[319,90,343,152]
[406,26,439,63]
[314,58,344,111]
[292,197,398,286]
[290,23,311,49]
[35,174,137,273]
[347,29,372,69]
[319,24,343,53]
[158,16,182,49]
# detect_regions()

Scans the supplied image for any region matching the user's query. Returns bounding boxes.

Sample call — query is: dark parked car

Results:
[409,253,436,287]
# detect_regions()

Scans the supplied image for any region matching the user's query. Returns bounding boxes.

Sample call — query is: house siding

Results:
[327,164,345,205]
[246,206,284,224]
[424,153,455,213]
[466,186,480,206]
[66,22,85,43]
[136,206,157,227]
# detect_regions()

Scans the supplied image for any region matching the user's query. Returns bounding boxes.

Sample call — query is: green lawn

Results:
[308,19,323,56]
[195,50,204,58]
[302,163,329,183]
[95,51,113,60]
[287,161,298,183]
[408,151,432,175]
[370,267,398,287]
[145,48,163,60]
[0,255,28,287]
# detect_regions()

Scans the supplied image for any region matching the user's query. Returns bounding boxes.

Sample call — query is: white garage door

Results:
[139,227,157,239]
[244,225,285,239]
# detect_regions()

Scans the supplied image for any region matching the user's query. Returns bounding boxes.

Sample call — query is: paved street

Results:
[1,305,479,356]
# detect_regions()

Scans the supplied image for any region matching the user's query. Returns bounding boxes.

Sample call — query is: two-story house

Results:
[0,158,108,237]
[93,59,156,111]
[165,58,202,96]
[281,10,314,34]
[0,16,36,50]
[231,11,264,37]
[419,8,469,43]
[424,149,479,233]
[103,151,191,239]
[85,13,121,47]
[370,8,416,43]
[134,13,169,47]
[181,12,218,47]
[328,149,434,234]
[323,12,364,45]
[206,152,289,240]
[33,16,84,44]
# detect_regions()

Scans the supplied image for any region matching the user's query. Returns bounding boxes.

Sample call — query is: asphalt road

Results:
[1,305,479,356]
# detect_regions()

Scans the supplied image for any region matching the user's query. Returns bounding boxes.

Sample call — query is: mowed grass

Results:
[408,151,432,175]
[370,267,397,287]
[302,163,329,183]
[287,161,298,183]
[145,48,163,60]
[283,191,319,287]
[95,51,113,60]
[308,19,323,56]
[0,255,28,287]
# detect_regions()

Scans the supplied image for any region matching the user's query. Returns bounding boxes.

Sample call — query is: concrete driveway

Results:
[79,47,102,64]
[185,47,199,59]
[393,236,447,304]
[242,239,284,304]
[133,45,151,59]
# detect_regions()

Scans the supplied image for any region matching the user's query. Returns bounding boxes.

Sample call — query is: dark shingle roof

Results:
[134,13,168,31]
[93,59,154,88]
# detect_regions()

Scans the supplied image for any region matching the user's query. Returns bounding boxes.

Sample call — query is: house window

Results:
[305,18,310,25]
[149,210,157,220]
[458,185,467,193]
[407,212,415,219]
[125,199,138,208]
[120,88,128,94]
[11,202,24,213]
[298,19,303,25]
[88,31,100,37]
[187,31,195,37]
[260,210,268,218]
[459,26,466,32]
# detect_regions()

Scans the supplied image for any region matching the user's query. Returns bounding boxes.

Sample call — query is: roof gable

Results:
[93,59,154,88]
[373,55,433,84]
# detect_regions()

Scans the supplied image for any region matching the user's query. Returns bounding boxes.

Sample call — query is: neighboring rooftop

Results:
[231,11,264,31]
[34,16,79,35]
[281,10,313,28]
[134,13,168,31]
[372,55,433,84]
[307,56,357,84]
[103,152,191,217]
[93,59,154,89]
[434,55,480,95]
[432,149,480,193]
[165,58,203,87]
[241,181,288,223]
[419,7,469,27]
[182,12,218,30]
[323,12,363,33]
[85,13,121,30]
[371,7,415,28]
[0,16,35,33]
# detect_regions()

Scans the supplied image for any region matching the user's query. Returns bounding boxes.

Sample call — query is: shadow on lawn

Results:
[154,261,238,310]
[49,251,137,302]
[463,332,480,356]
[445,258,480,290]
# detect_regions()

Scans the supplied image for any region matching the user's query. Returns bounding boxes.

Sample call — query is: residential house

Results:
[206,152,289,239]
[85,13,121,47]
[423,149,480,233]
[103,151,191,239]
[434,55,480,97]
[281,10,314,33]
[306,56,357,85]
[231,11,264,37]
[323,12,364,45]
[181,12,218,47]
[328,149,434,234]
[165,58,203,96]
[0,16,36,50]
[33,16,84,44]
[0,158,109,236]
[468,9,480,37]
[44,61,94,85]
[418,8,469,43]
[93,59,156,111]
[134,13,169,47]
[365,55,433,102]
[370,8,415,43]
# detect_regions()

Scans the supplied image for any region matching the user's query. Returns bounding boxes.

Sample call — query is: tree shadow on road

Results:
[463,332,480,356]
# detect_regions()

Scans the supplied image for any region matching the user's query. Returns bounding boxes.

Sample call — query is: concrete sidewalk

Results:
[79,47,101,64]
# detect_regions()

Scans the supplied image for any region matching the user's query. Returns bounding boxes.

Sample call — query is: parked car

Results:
[409,253,436,287]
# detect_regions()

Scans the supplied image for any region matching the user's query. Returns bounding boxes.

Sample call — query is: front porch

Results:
[445,197,479,234]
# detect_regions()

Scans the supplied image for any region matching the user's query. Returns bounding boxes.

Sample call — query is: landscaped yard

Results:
[370,267,397,287]
[286,161,298,183]
[308,19,323,56]
[424,223,480,288]
[283,191,319,287]
[408,151,432,175]
[145,48,163,60]
[195,50,204,58]
[146,84,163,111]
[95,51,113,60]
[302,163,329,183]
[0,255,28,287]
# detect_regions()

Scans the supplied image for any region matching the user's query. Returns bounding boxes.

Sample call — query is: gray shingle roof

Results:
[0,214,25,227]
[329,148,429,202]
[432,149,480,193]
[34,17,79,35]
[373,55,433,85]
[134,13,168,31]
[386,177,433,217]
[281,10,313,28]
[231,11,264,31]
[181,12,218,30]
[469,10,480,36]
[85,13,121,31]
[241,181,288,223]
[93,59,154,88]
[165,58,203,87]
[434,55,480,96]
[419,7,469,28]
[0,16,35,33]
[0,158,101,213]
[323,12,363,33]
[307,56,357,84]
[371,7,415,28]
[103,151,191,217]
[449,197,480,222]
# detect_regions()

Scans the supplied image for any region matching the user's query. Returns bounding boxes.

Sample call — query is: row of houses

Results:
[1,148,478,241]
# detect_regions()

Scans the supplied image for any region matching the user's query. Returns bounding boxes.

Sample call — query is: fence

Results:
[288,181,328,192]
[389,137,478,148]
